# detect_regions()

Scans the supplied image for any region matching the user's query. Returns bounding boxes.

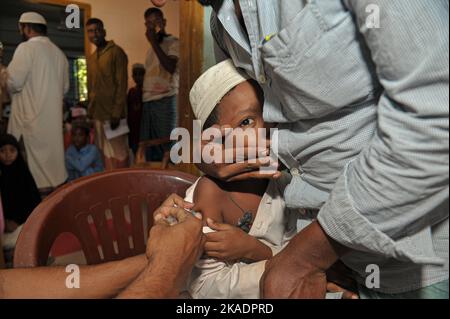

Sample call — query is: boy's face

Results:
[72,128,88,150]
[132,68,145,86]
[0,144,18,166]
[216,80,267,130]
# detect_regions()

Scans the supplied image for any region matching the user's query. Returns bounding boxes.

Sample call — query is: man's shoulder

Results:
[110,42,127,55]
[13,41,33,56]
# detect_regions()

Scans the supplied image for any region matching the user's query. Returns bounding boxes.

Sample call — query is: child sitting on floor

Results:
[0,134,41,248]
[65,121,104,182]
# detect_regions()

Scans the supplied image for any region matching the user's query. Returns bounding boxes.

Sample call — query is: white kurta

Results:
[7,36,69,188]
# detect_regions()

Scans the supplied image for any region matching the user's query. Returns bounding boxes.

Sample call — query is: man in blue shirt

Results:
[65,122,104,181]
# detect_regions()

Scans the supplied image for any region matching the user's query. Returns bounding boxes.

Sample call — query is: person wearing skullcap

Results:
[185,60,357,300]
[5,12,69,190]
[128,63,146,154]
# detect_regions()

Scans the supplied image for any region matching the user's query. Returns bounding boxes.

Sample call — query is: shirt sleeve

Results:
[317,0,449,264]
[111,48,128,119]
[167,38,180,58]
[188,258,267,299]
[7,43,33,94]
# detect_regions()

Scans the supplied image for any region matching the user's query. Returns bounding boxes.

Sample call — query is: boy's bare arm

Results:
[193,177,225,224]
[0,255,147,299]
[193,177,272,262]
[205,218,272,262]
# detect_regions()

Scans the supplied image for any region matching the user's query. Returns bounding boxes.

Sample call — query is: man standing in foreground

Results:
[86,18,129,170]
[6,12,69,190]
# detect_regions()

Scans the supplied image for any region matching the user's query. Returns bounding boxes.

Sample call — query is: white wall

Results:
[79,0,180,87]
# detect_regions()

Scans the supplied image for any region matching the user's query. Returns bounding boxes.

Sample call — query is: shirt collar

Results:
[216,0,280,51]
[216,0,251,54]
[28,36,48,42]
[97,40,115,56]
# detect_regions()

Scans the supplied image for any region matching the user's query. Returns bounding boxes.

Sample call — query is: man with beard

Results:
[5,12,69,190]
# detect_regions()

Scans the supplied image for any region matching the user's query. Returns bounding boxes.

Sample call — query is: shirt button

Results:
[290,168,300,176]
[259,74,267,84]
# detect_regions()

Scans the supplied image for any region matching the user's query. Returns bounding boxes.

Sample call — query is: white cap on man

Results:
[19,12,47,25]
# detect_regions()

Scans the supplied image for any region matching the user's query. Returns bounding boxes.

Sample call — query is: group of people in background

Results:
[0,7,179,255]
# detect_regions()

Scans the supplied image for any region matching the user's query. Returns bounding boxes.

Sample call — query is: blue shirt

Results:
[65,144,104,181]
[210,0,449,293]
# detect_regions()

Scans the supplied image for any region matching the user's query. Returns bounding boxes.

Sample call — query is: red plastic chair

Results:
[14,169,197,268]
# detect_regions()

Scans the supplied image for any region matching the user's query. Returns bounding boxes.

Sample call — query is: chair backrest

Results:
[14,169,197,268]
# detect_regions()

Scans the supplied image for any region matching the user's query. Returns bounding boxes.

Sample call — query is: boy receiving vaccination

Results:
[65,122,104,182]
[186,60,356,299]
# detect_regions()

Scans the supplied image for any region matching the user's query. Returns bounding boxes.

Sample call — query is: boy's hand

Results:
[205,218,272,262]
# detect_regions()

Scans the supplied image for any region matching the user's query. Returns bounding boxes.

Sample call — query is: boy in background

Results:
[65,122,104,182]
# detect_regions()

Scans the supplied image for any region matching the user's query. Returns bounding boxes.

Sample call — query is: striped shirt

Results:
[209,0,449,293]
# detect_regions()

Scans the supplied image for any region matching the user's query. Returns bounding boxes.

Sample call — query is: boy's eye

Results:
[239,118,255,127]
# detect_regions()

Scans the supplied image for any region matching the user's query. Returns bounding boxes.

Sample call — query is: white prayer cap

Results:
[19,12,47,25]
[190,59,250,129]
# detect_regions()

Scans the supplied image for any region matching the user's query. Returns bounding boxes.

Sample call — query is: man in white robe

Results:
[6,12,69,189]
